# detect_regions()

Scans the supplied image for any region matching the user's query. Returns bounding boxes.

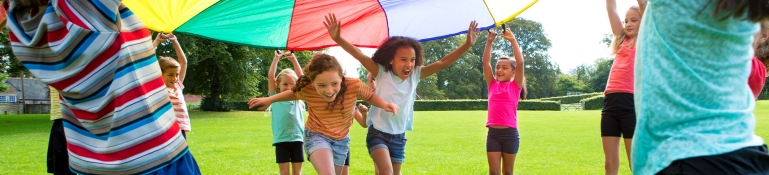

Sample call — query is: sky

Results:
[328,0,638,78]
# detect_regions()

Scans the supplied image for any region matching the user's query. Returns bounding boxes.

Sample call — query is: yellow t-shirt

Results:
[49,86,61,120]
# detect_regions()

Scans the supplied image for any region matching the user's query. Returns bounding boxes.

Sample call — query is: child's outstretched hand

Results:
[465,20,480,46]
[274,50,283,57]
[357,103,369,113]
[487,29,498,42]
[283,51,295,58]
[248,97,271,110]
[382,102,399,116]
[324,13,342,41]
[501,28,516,41]
[156,33,168,41]
[166,33,177,42]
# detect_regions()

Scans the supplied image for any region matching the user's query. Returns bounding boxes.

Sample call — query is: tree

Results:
[0,74,9,92]
[567,33,616,93]
[555,73,590,96]
[0,28,32,78]
[154,32,310,111]
[490,18,558,99]
[422,18,558,99]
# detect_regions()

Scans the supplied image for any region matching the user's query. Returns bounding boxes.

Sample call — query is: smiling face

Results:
[277,76,296,93]
[312,70,343,102]
[162,67,180,88]
[495,59,515,82]
[624,9,642,37]
[389,47,417,80]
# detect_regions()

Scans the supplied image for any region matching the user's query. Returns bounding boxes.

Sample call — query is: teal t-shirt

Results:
[633,0,765,174]
[269,91,305,145]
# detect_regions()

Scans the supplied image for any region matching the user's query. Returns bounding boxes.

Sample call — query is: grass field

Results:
[2,101,768,174]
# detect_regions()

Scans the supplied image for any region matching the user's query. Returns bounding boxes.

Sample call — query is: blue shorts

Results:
[146,151,201,175]
[304,130,350,166]
[366,126,407,163]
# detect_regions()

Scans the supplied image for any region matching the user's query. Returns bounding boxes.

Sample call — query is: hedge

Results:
[580,95,605,110]
[540,93,602,104]
[358,100,559,111]
[227,100,560,111]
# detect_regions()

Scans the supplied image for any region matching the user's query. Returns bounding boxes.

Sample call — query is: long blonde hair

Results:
[264,69,306,116]
[611,5,641,55]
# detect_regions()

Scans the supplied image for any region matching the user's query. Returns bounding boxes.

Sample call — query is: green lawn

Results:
[2,101,769,174]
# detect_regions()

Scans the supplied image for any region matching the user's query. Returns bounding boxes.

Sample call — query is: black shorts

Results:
[345,151,350,166]
[601,93,636,138]
[275,141,304,163]
[47,119,76,175]
[657,145,769,175]
[486,127,520,154]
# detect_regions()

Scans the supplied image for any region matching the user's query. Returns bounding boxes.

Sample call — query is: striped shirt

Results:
[8,1,188,174]
[168,82,191,131]
[294,77,374,140]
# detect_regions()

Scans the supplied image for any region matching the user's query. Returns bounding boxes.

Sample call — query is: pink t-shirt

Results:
[604,39,636,95]
[167,82,191,131]
[748,57,766,99]
[487,79,523,128]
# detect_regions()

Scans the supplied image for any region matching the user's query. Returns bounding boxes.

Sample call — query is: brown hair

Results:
[497,57,517,70]
[611,5,641,55]
[292,53,347,113]
[712,0,769,22]
[756,22,769,67]
[371,36,424,72]
[157,56,180,73]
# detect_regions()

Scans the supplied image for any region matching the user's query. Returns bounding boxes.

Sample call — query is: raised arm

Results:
[168,34,187,83]
[353,104,369,128]
[502,28,525,87]
[325,13,379,76]
[248,90,299,110]
[152,33,166,50]
[483,30,497,86]
[284,51,304,77]
[267,50,282,93]
[606,0,624,36]
[637,0,647,17]
[421,21,479,79]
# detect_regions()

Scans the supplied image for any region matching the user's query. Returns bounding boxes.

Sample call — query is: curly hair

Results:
[371,36,425,72]
[292,53,347,113]
[157,56,180,73]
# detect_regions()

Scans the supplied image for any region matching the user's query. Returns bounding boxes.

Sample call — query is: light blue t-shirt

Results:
[269,91,305,145]
[633,1,765,174]
[366,64,421,134]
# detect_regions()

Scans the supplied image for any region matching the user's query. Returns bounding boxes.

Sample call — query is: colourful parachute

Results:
[124,0,538,50]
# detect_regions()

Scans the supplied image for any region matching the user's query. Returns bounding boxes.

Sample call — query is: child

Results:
[324,13,479,175]
[342,73,377,175]
[341,103,371,175]
[266,50,305,175]
[482,28,525,175]
[248,53,398,175]
[154,33,192,137]
[632,0,769,174]
[601,0,646,174]
[749,21,769,99]
[6,0,200,174]
[46,86,75,175]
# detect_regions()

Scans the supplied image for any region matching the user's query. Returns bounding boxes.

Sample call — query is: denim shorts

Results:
[304,130,350,166]
[366,126,407,163]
